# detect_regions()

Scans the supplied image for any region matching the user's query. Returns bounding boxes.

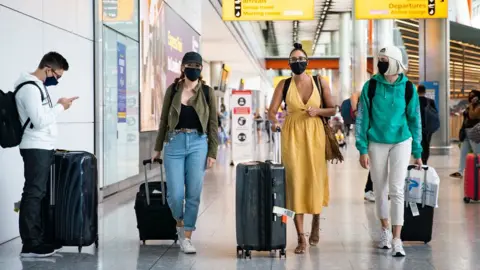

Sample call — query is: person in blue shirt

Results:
[355,46,423,257]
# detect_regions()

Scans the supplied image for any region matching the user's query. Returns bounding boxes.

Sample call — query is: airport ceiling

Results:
[263,0,352,57]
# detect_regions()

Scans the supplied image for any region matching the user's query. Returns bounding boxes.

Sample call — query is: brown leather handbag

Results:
[316,75,344,163]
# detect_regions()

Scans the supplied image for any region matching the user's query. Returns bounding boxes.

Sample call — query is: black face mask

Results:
[184,67,201,81]
[44,70,59,86]
[377,61,389,75]
[289,61,307,75]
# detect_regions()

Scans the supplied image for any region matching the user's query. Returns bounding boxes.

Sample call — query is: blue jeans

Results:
[458,139,480,173]
[164,131,208,231]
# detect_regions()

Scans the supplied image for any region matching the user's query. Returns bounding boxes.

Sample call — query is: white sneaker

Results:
[176,227,185,242]
[180,239,197,254]
[378,228,392,249]
[364,191,375,202]
[392,238,406,257]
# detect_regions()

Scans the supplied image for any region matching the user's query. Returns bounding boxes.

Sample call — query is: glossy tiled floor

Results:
[1,137,479,270]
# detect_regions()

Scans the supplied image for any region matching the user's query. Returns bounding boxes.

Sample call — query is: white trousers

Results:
[368,138,412,226]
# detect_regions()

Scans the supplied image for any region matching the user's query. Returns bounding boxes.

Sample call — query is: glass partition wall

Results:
[95,0,140,189]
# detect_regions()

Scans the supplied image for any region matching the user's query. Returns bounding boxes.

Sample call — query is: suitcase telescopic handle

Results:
[142,158,166,206]
[142,158,163,166]
[273,128,281,164]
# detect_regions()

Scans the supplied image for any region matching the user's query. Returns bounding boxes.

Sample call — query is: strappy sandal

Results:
[309,216,320,246]
[294,233,307,254]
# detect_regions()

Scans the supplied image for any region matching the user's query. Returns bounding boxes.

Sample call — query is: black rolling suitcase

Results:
[43,150,99,253]
[236,130,287,259]
[401,166,434,244]
[134,159,177,244]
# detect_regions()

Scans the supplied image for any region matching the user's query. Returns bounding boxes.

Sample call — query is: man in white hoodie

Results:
[15,52,77,258]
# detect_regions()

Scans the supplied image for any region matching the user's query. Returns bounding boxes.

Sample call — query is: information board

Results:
[117,42,127,123]
[231,90,254,163]
[355,0,448,20]
[222,0,314,21]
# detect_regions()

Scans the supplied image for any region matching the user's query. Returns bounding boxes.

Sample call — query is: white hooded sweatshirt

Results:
[14,72,64,150]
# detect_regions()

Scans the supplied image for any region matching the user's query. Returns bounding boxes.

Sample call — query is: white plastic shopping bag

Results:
[405,166,440,208]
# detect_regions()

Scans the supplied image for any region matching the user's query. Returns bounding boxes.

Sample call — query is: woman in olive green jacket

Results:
[152,52,218,254]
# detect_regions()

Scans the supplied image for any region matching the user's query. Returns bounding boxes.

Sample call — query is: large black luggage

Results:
[401,165,434,244]
[235,130,287,259]
[134,159,177,244]
[44,150,99,253]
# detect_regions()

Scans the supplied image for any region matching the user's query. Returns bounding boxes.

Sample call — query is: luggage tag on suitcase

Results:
[409,202,420,217]
[273,206,295,219]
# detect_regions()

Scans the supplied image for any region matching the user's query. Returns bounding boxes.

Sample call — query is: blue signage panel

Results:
[117,42,127,123]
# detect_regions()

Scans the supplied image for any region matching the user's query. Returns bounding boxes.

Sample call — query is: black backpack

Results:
[367,79,413,122]
[0,81,44,148]
[424,99,440,133]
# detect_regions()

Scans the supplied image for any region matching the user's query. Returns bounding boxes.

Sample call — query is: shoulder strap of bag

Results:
[14,81,44,101]
[315,75,324,108]
[367,79,377,121]
[405,81,413,112]
[282,77,292,108]
[315,75,334,124]
[202,84,210,104]
[14,81,45,130]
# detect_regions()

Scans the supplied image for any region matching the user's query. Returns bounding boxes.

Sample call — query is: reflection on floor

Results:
[0,138,477,270]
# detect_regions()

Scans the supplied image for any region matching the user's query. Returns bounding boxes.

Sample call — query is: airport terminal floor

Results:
[0,137,477,270]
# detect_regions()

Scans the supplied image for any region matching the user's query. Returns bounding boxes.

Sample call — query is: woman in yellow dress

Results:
[268,43,336,254]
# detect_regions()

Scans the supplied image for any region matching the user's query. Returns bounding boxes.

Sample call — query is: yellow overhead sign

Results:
[355,0,448,19]
[222,0,314,21]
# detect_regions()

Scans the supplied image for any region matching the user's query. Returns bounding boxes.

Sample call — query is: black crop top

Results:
[175,104,203,131]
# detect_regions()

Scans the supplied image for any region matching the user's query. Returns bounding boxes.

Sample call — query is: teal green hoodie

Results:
[355,73,423,159]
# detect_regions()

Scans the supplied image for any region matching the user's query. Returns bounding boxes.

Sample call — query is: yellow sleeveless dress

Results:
[282,76,329,214]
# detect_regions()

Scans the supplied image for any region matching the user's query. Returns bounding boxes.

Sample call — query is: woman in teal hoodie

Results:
[355,46,423,257]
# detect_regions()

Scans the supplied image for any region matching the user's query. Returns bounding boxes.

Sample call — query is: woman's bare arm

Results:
[350,90,361,111]
[268,80,285,125]
[316,76,337,117]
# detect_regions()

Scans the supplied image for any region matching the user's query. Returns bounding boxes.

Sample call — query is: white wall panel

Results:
[0,3,94,243]
[0,7,44,88]
[43,0,76,33]
[43,24,94,123]
[56,123,94,153]
[165,0,202,34]
[76,0,94,40]
[0,5,44,244]
[0,148,24,244]
[0,0,43,20]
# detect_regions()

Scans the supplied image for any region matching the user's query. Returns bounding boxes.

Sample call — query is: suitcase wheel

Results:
[236,246,243,258]
[78,246,82,253]
[464,197,472,203]
[244,250,251,259]
[142,240,146,245]
[279,249,286,258]
[95,240,99,249]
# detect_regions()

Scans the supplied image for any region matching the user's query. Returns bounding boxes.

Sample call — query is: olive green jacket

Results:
[154,81,218,159]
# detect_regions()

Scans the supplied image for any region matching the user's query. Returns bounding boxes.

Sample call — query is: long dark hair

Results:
[173,71,206,85]
[469,90,480,102]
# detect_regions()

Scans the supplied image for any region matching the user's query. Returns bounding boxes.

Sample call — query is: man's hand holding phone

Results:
[57,96,79,110]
